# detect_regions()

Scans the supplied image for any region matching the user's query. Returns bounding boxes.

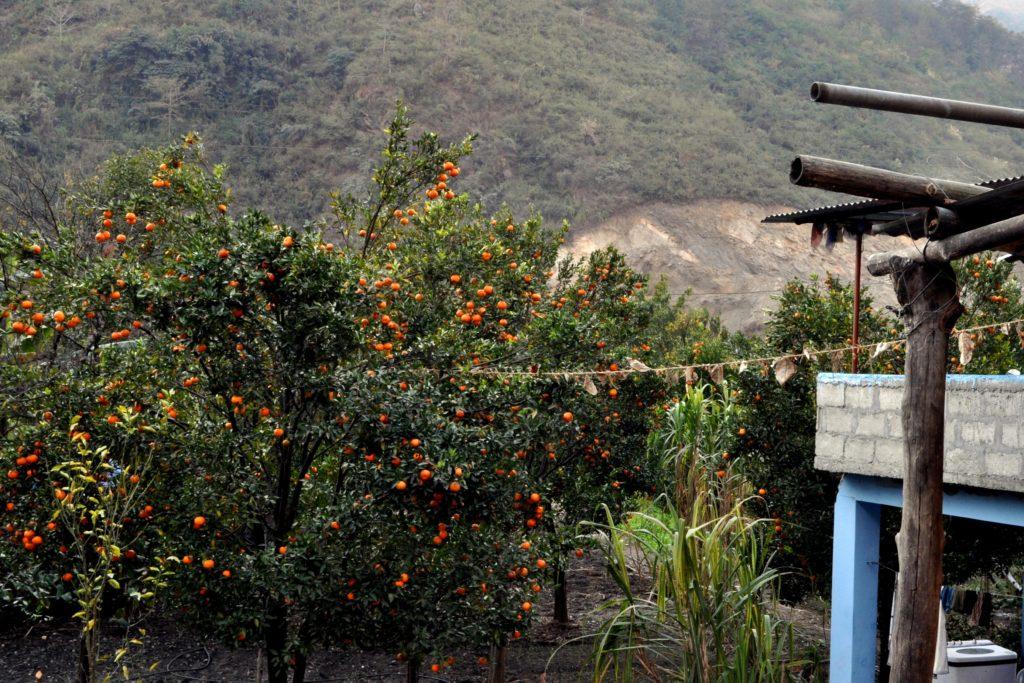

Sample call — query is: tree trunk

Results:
[76,629,96,683]
[406,658,420,683]
[293,650,308,683]
[888,263,961,683]
[265,602,291,683]
[487,642,508,683]
[553,561,570,625]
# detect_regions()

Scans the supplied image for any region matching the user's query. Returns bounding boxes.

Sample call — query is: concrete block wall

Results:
[815,373,1024,493]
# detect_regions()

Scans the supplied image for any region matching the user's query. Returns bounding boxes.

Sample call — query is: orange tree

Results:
[500,248,666,624]
[731,274,893,598]
[0,214,184,680]
[324,161,665,664]
[949,252,1024,373]
[0,107,669,682]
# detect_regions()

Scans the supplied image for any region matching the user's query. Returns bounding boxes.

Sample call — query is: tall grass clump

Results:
[589,384,812,682]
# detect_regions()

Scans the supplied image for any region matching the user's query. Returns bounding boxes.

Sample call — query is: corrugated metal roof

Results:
[763,174,1024,225]
[762,200,915,224]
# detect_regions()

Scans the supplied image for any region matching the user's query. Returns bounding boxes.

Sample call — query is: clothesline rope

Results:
[469,316,1024,379]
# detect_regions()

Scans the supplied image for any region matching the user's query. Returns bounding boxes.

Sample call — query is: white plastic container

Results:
[934,640,1017,683]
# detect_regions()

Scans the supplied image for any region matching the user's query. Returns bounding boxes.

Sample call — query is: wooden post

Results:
[888,263,961,683]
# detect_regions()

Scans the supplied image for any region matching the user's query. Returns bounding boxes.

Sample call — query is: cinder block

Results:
[856,412,889,438]
[817,381,846,408]
[886,414,904,439]
[844,437,876,466]
[985,452,1021,478]
[878,387,903,412]
[945,392,978,417]
[985,393,1024,418]
[845,386,877,410]
[819,407,855,433]
[1001,423,1021,449]
[945,447,981,475]
[815,431,846,462]
[959,421,997,446]
[872,440,904,478]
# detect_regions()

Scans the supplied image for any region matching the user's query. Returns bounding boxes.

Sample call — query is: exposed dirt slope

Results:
[563,200,903,332]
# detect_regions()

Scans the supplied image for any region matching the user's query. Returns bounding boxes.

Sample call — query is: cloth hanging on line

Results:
[940,585,954,613]
[887,575,948,675]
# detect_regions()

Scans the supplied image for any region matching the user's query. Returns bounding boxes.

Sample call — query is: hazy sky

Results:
[970,0,1024,11]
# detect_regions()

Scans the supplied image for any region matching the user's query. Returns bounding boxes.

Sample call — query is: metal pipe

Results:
[811,82,1024,129]
[852,233,862,373]
[790,155,986,202]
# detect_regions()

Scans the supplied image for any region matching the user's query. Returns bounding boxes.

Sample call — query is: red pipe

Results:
[853,232,862,373]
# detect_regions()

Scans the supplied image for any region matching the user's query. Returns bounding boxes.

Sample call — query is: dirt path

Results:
[0,554,620,682]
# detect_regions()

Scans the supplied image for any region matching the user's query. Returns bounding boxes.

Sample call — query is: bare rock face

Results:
[562,200,902,332]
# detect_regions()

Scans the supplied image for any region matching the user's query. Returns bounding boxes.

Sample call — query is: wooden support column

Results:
[888,263,961,683]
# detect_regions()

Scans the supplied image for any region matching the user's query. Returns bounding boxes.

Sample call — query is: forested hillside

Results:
[2,0,1024,226]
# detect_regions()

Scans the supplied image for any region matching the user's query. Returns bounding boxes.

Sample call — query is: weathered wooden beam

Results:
[867,212,1024,276]
[872,211,928,238]
[790,155,987,202]
[811,82,1024,129]
[888,264,962,683]
[923,207,961,239]
[926,178,1024,237]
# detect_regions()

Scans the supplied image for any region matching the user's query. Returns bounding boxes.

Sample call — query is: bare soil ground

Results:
[0,554,621,683]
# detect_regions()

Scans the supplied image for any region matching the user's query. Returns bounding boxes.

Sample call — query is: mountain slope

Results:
[1,0,1023,323]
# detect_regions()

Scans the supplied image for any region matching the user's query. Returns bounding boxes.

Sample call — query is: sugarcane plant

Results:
[587,384,814,682]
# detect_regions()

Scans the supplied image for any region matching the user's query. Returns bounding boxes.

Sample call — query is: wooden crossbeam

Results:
[811,82,1024,129]
[867,213,1024,276]
[790,155,987,202]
